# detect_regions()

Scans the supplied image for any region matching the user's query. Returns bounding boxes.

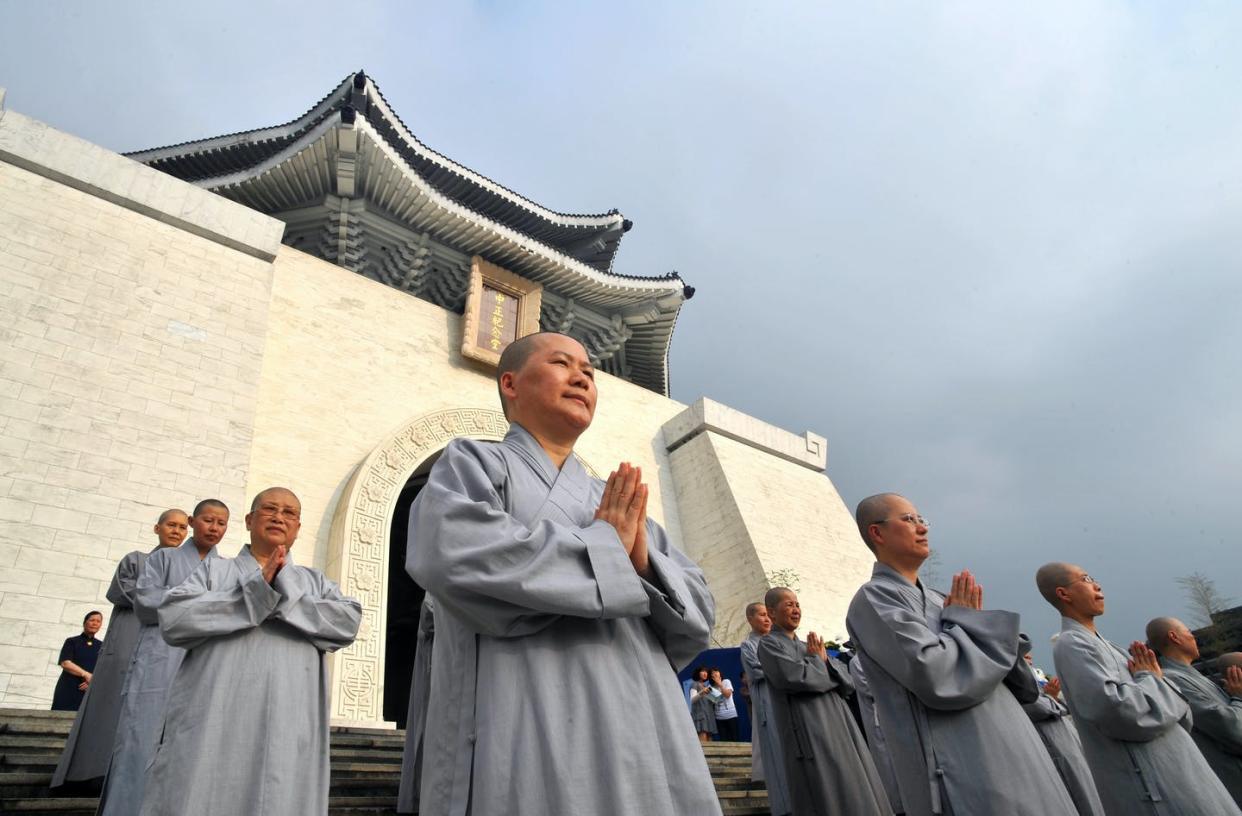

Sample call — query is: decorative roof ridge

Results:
[126,70,629,230]
[361,74,626,227]
[124,73,354,161]
[200,112,688,295]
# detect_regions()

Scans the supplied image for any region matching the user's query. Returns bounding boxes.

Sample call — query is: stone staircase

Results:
[0,708,768,814]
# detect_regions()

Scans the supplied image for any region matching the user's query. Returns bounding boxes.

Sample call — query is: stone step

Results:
[0,799,401,815]
[0,737,65,751]
[0,708,770,816]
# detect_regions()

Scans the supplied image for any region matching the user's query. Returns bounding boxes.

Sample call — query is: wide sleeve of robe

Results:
[758,635,852,695]
[629,521,715,671]
[409,438,654,639]
[156,560,282,650]
[1168,672,1242,755]
[134,549,182,625]
[1022,667,1069,722]
[1003,635,1041,704]
[271,567,361,652]
[847,581,1020,710]
[1053,629,1189,742]
[106,551,143,609]
[740,636,764,683]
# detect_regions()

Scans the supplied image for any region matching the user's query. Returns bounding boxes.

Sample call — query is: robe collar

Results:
[237,543,298,573]
[1059,616,1099,637]
[178,537,219,561]
[871,560,924,587]
[503,422,591,501]
[1158,657,1209,684]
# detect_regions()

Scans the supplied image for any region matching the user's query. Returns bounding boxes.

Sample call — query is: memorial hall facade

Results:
[0,73,873,727]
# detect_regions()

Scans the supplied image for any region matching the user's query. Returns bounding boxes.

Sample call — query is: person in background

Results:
[848,494,1077,816]
[51,509,189,789]
[1019,652,1105,815]
[740,600,792,816]
[760,587,892,815]
[1147,617,1242,805]
[711,667,739,741]
[689,665,718,744]
[51,611,104,711]
[97,499,226,816]
[1037,562,1239,815]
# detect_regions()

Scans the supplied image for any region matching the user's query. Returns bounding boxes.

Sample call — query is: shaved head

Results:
[855,493,902,552]
[1145,617,1180,654]
[496,332,567,419]
[192,498,229,518]
[1035,562,1075,610]
[250,486,299,513]
[1219,653,1242,670]
[764,586,794,610]
[158,508,188,525]
[745,602,765,620]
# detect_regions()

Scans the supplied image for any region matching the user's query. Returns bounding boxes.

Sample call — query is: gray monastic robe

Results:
[97,539,216,816]
[1052,617,1240,816]
[846,562,1078,816]
[850,653,905,815]
[1159,658,1242,805]
[51,549,150,787]
[758,632,893,816]
[138,546,361,816]
[740,631,793,816]
[1020,664,1105,816]
[397,596,436,814]
[407,424,721,816]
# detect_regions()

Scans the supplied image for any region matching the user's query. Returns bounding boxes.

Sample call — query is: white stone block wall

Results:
[0,108,283,706]
[244,245,688,568]
[666,403,874,647]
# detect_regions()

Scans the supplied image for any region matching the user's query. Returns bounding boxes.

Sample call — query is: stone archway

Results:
[326,407,509,727]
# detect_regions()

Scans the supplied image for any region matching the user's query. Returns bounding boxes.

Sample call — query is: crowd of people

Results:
[734,494,1242,816]
[46,330,1240,816]
[51,489,361,816]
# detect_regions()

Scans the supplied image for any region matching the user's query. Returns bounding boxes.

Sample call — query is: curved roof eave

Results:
[125,71,627,231]
[196,115,688,307]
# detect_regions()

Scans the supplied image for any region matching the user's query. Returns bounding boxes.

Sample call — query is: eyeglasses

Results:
[875,513,929,528]
[255,504,300,521]
[1062,574,1098,587]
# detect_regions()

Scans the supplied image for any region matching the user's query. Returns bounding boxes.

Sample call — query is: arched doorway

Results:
[326,408,509,727]
[383,463,433,727]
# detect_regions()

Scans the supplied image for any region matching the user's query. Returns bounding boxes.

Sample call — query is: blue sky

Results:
[3,1,1240,664]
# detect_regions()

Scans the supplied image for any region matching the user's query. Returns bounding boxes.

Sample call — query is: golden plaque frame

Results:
[461,256,544,367]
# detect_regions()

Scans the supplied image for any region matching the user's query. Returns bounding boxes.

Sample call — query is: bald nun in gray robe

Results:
[97,538,218,816]
[1158,656,1242,804]
[51,549,150,787]
[847,563,1078,816]
[137,546,361,816]
[740,629,792,816]
[397,596,435,814]
[1020,662,1105,816]
[1054,618,1241,815]
[850,654,904,815]
[758,632,892,816]
[408,423,721,816]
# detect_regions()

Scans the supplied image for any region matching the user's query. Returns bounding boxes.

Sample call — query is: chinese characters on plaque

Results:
[478,286,519,352]
[461,256,543,367]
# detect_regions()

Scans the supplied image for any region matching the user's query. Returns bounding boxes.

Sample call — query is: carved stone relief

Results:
[327,407,509,725]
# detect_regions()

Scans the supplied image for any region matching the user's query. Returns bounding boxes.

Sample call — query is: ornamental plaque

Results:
[461,256,543,366]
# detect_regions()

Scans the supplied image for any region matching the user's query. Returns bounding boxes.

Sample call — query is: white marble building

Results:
[0,74,874,727]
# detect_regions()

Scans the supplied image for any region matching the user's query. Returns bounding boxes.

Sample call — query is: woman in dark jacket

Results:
[51,611,104,711]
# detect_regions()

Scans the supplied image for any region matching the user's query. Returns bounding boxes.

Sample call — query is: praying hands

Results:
[944,570,984,610]
[594,462,652,579]
[1127,641,1162,678]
